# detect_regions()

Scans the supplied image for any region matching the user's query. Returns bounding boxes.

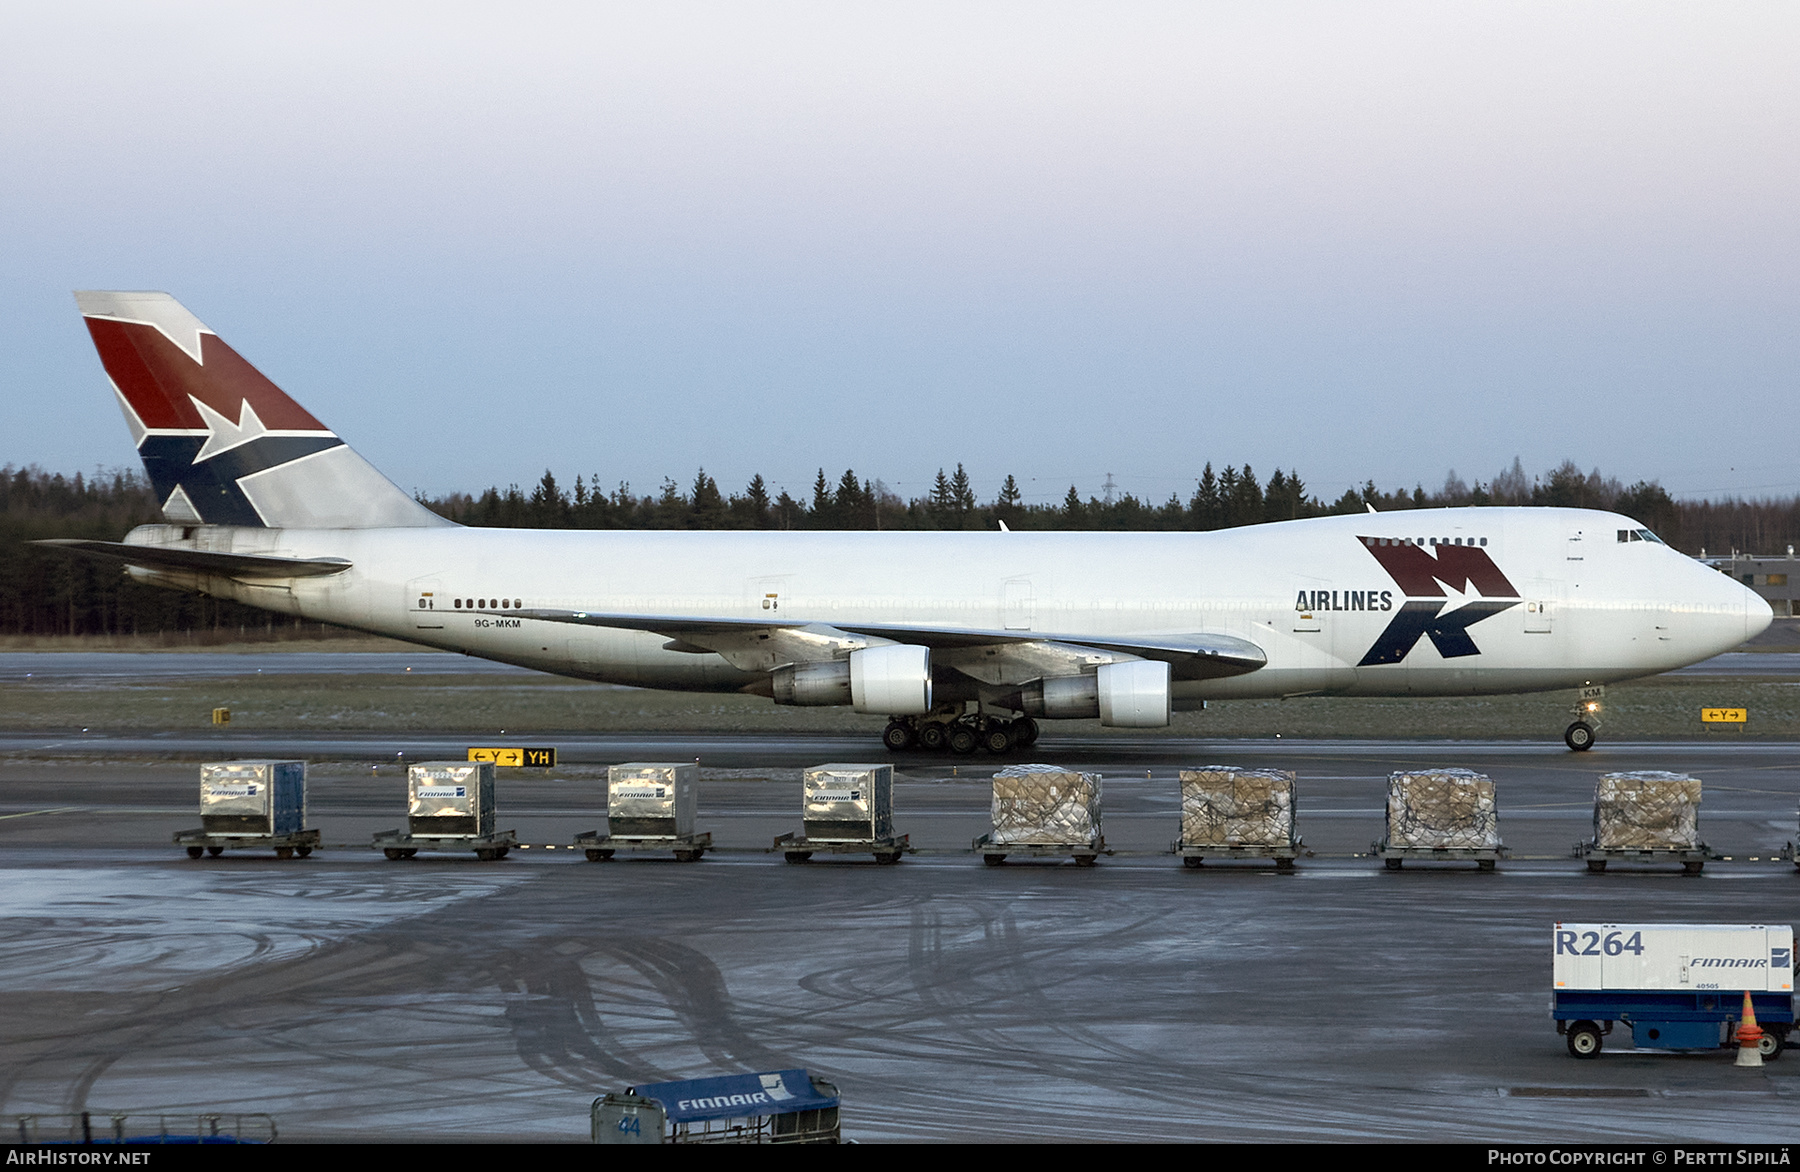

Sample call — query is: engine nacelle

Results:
[849,644,933,714]
[1097,660,1171,727]
[770,645,933,714]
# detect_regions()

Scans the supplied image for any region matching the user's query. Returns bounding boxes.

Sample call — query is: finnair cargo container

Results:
[408,762,496,838]
[200,761,305,836]
[1551,923,1796,1059]
[802,764,894,842]
[1553,924,1794,993]
[608,763,699,839]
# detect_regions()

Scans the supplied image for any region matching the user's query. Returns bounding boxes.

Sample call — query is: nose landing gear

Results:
[1565,685,1604,751]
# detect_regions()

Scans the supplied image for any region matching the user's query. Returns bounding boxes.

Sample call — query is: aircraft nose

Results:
[1745,583,1774,643]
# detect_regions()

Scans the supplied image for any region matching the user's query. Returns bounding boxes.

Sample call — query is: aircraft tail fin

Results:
[74,291,451,529]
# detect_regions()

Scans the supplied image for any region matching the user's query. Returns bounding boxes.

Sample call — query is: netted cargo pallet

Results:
[988,763,1102,844]
[1577,771,1708,873]
[1376,768,1505,870]
[575,829,711,862]
[1173,766,1300,870]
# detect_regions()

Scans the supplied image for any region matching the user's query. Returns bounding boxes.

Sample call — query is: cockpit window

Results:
[1617,528,1665,545]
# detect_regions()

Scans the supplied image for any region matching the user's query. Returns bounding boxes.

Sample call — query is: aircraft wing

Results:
[32,539,353,580]
[511,609,1265,679]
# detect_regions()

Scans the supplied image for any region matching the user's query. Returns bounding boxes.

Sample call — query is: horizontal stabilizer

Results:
[33,539,353,580]
[507,609,1264,679]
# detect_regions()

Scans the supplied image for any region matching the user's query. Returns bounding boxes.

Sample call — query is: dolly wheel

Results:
[296,846,312,858]
[1478,859,1496,872]
[275,847,294,860]
[1074,855,1098,867]
[1182,857,1204,869]
[1565,721,1596,751]
[785,851,813,864]
[185,846,204,860]
[207,846,224,857]
[1384,858,1402,871]
[383,848,404,861]
[1683,860,1704,875]
[1275,858,1296,873]
[875,851,902,865]
[1566,1021,1603,1059]
[1586,859,1607,873]
[983,854,1007,867]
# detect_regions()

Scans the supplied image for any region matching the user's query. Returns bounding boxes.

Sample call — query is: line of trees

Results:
[0,458,1786,637]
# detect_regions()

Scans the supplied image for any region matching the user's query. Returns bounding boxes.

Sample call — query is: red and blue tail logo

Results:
[76,292,446,530]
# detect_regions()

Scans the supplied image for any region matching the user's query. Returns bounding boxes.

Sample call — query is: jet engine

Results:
[772,644,932,714]
[1015,660,1171,727]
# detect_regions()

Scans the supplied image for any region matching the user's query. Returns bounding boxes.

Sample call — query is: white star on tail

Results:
[191,396,269,462]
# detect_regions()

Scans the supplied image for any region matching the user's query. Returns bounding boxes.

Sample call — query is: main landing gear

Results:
[883,708,1039,755]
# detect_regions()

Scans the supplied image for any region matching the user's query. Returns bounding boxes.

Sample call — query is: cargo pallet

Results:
[1575,843,1711,874]
[176,828,320,860]
[575,829,712,862]
[1173,841,1299,870]
[973,832,1107,867]
[373,828,517,861]
[1554,990,1793,1059]
[772,831,909,864]
[1374,841,1506,871]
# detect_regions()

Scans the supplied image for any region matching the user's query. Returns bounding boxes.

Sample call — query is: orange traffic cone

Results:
[1735,990,1764,1068]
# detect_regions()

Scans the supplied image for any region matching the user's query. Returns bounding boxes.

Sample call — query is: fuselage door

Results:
[1522,580,1561,634]
[408,576,444,629]
[1002,579,1035,631]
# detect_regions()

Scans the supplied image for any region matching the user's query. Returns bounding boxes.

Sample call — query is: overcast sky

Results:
[2,2,1794,506]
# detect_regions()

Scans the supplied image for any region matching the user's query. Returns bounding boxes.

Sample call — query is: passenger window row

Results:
[453,598,519,610]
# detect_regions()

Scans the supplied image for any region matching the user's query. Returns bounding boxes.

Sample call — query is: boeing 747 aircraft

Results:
[41,291,1771,753]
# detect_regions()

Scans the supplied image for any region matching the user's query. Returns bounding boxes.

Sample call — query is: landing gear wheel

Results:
[1566,1021,1603,1059]
[275,846,294,860]
[983,854,1006,866]
[981,724,1014,754]
[186,846,204,859]
[1565,721,1596,751]
[919,723,948,751]
[883,720,917,751]
[1760,1030,1786,1061]
[296,845,312,858]
[1182,857,1204,869]
[784,851,813,864]
[206,846,223,857]
[947,725,978,755]
[1014,717,1039,747]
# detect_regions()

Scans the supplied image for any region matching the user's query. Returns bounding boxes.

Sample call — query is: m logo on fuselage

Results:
[1354,537,1521,666]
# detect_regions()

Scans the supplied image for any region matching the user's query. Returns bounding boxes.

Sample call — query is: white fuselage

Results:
[131,506,1768,709]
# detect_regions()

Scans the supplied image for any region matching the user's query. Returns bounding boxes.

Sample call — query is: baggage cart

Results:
[1577,771,1709,873]
[374,761,515,859]
[773,831,909,864]
[13,1112,278,1145]
[1173,766,1300,870]
[575,828,711,862]
[577,762,709,860]
[373,826,516,861]
[1550,923,1795,1059]
[174,760,318,859]
[973,831,1107,866]
[775,763,908,862]
[1375,768,1505,870]
[593,1069,840,1144]
[980,763,1104,865]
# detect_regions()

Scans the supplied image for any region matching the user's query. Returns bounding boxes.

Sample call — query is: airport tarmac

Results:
[3,732,1799,1142]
